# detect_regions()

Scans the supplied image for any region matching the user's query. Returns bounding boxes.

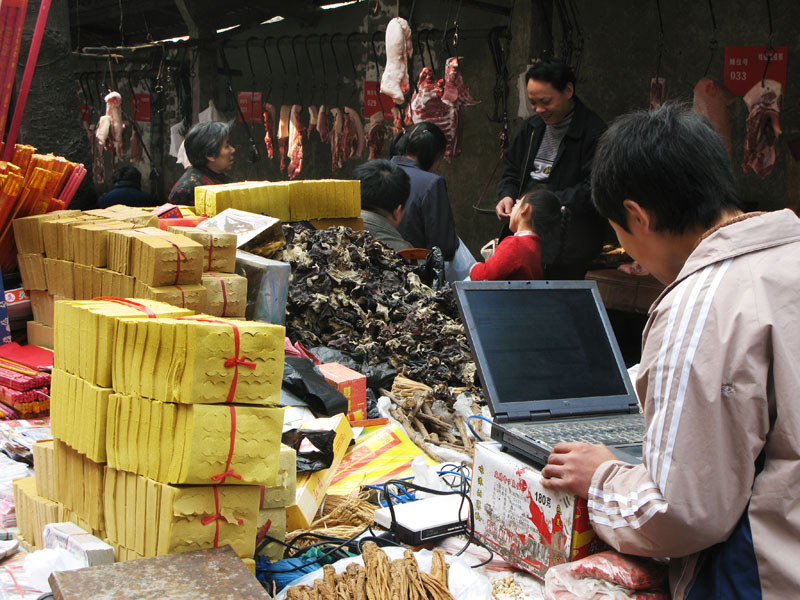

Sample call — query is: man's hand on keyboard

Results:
[540,442,617,498]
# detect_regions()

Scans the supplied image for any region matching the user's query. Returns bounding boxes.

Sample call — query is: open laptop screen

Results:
[454,281,637,421]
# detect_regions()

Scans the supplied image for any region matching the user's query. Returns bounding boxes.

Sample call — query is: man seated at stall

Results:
[168,121,235,205]
[355,159,412,252]
[98,165,155,208]
[541,103,800,599]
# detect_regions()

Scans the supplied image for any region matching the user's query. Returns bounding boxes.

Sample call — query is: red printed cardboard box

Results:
[471,441,605,580]
[317,362,367,422]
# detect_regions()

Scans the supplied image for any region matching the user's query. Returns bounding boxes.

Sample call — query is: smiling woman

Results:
[168,121,236,205]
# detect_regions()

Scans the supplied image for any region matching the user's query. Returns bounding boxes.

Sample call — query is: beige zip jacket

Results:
[587,209,800,599]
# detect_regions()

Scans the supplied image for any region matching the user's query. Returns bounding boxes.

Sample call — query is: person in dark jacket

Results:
[495,58,607,279]
[355,159,412,252]
[168,121,235,206]
[389,122,459,261]
[97,165,155,209]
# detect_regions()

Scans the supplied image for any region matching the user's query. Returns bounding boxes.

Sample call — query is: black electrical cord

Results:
[257,525,372,573]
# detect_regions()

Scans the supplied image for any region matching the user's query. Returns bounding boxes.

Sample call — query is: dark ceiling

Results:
[68,0,350,49]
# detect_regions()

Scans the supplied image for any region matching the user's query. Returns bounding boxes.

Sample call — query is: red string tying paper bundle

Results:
[132,228,189,285]
[91,297,157,318]
[207,273,229,316]
[201,486,244,548]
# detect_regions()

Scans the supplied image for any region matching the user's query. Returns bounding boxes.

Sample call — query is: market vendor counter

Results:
[584,269,664,315]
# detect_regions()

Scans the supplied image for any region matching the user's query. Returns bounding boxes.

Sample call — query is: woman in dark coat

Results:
[168,121,235,205]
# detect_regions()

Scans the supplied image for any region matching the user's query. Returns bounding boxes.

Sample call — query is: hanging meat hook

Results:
[245,36,259,89]
[276,35,290,106]
[304,34,319,105]
[220,38,260,163]
[371,29,386,114]
[329,32,344,106]
[262,36,274,99]
[318,33,330,104]
[345,32,360,104]
[291,34,304,104]
[422,29,436,73]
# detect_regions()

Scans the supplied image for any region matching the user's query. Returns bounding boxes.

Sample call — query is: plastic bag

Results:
[282,428,337,473]
[544,551,669,600]
[444,238,477,282]
[282,357,347,416]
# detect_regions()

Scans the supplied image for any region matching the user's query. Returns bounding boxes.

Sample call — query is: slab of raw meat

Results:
[278,105,291,172]
[318,105,331,143]
[263,102,276,159]
[288,104,306,179]
[342,106,364,162]
[742,79,782,178]
[366,113,387,159]
[380,17,413,105]
[330,107,344,171]
[692,77,735,156]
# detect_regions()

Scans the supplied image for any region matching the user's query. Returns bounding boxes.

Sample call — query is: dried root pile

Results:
[274,225,477,391]
[284,543,454,600]
[288,494,375,543]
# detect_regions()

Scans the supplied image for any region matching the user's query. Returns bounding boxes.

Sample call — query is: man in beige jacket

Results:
[541,103,800,599]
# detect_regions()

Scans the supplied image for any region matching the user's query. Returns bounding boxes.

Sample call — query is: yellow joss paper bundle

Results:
[112,317,284,404]
[53,298,193,388]
[50,368,111,463]
[133,281,207,312]
[166,225,238,273]
[53,439,105,535]
[104,468,260,559]
[105,393,283,485]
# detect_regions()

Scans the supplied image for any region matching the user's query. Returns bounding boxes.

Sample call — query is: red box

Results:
[317,362,367,422]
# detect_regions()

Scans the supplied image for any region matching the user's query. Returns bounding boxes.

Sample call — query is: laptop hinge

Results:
[527,410,554,422]
[495,413,510,424]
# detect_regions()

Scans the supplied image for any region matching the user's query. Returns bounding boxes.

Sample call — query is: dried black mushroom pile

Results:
[274,224,477,393]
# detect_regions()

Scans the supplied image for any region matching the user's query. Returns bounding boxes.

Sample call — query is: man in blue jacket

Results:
[495,59,607,279]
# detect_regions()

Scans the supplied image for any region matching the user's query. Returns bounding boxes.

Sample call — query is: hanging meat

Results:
[263,102,276,159]
[330,108,344,171]
[318,105,331,143]
[308,105,318,137]
[742,79,782,178]
[89,126,104,185]
[649,77,666,109]
[288,104,306,180]
[692,77,735,156]
[381,17,413,105]
[129,126,143,163]
[103,91,124,157]
[342,107,364,162]
[278,105,291,172]
[406,57,479,161]
[366,113,387,160]
[391,106,404,136]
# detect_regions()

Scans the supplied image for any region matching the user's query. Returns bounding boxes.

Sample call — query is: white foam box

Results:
[43,521,115,567]
[470,442,605,580]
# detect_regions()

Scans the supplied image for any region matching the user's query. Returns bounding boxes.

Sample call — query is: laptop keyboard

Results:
[508,414,645,447]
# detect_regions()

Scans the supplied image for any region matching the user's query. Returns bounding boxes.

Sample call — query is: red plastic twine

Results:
[2,566,43,598]
[92,297,157,317]
[176,316,257,483]
[211,404,243,484]
[256,518,273,545]
[208,273,228,316]
[64,532,91,549]
[174,284,186,308]
[201,486,244,548]
[132,228,188,285]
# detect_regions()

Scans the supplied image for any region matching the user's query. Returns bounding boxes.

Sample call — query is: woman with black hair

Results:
[389,122,459,261]
[168,121,235,205]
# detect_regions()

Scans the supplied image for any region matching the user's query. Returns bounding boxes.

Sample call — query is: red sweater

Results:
[470,233,543,281]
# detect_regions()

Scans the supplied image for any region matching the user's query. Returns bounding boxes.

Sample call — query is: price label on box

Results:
[723,45,787,96]
[131,93,151,122]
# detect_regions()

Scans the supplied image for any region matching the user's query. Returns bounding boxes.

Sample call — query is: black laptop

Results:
[454,280,645,468]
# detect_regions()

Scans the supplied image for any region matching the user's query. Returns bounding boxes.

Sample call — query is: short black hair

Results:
[389,121,447,171]
[591,102,741,234]
[184,121,230,168]
[355,159,411,213]
[112,165,142,187]
[525,188,561,236]
[525,58,576,92]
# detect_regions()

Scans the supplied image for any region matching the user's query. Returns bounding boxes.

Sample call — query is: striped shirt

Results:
[530,112,573,182]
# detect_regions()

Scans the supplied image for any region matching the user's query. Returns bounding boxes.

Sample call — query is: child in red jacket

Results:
[470,189,561,281]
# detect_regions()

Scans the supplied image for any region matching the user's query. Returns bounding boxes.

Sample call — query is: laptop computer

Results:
[453,280,645,468]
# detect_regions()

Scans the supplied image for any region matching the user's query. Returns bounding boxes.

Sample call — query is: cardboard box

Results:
[317,362,367,422]
[44,522,115,566]
[286,414,354,531]
[585,269,664,314]
[27,320,54,349]
[470,442,604,580]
